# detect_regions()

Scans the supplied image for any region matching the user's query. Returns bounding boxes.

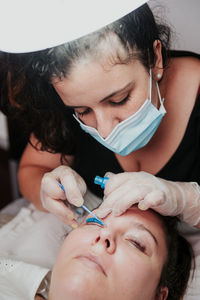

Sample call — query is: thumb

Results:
[95,198,113,218]
[104,171,115,179]
[95,207,112,219]
[138,200,150,211]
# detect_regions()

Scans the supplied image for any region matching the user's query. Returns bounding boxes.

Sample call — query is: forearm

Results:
[152,177,200,228]
[18,165,52,211]
[18,134,73,211]
[174,181,200,229]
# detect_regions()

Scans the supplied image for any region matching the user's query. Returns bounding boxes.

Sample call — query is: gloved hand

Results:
[95,171,200,227]
[40,165,87,227]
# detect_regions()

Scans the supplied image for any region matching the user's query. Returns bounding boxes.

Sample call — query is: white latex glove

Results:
[40,165,87,227]
[95,171,200,227]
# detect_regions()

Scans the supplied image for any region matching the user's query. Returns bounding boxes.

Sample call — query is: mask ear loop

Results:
[149,69,152,102]
[156,81,164,104]
[150,68,164,107]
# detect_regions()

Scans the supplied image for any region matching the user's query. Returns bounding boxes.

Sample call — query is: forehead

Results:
[125,206,163,224]
[51,58,145,106]
[109,206,165,234]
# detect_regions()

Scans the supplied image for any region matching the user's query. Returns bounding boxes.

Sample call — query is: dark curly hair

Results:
[0,3,171,156]
[155,215,194,300]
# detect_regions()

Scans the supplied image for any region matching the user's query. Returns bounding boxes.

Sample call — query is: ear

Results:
[152,40,163,82]
[156,286,169,300]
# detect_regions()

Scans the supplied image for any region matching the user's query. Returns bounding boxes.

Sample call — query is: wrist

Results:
[173,181,200,227]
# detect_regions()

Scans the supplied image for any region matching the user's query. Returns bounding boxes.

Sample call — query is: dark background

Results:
[0,147,12,209]
[0,117,28,210]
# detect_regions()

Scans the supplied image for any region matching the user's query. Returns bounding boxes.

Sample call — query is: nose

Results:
[92,228,116,254]
[95,110,118,139]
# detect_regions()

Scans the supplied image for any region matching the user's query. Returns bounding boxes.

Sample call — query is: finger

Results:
[104,172,140,196]
[104,171,115,178]
[95,186,124,218]
[138,190,165,210]
[43,195,75,220]
[97,183,151,217]
[95,207,112,219]
[51,165,86,196]
[100,182,134,215]
[41,173,66,200]
[95,196,116,218]
[60,172,84,207]
[112,185,152,216]
[75,175,87,195]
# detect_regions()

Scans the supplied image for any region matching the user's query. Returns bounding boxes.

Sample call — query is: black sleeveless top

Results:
[71,91,200,198]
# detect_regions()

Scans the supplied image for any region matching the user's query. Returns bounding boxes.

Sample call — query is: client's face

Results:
[49,207,168,300]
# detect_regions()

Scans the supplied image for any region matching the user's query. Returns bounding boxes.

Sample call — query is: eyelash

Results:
[76,95,130,117]
[77,108,91,117]
[128,239,146,253]
[110,95,130,106]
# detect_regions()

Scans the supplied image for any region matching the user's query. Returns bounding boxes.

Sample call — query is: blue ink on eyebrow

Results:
[86,217,104,226]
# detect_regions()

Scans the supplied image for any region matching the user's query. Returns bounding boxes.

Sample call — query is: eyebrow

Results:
[132,222,158,246]
[66,81,133,109]
[100,81,133,103]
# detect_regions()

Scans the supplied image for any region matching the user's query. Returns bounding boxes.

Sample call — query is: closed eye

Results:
[76,107,91,117]
[75,94,130,117]
[128,239,146,253]
[109,95,130,106]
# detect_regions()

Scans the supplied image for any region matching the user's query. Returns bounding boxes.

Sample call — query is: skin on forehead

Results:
[49,206,168,300]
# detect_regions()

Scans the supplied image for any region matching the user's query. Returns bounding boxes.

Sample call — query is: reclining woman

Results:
[0,204,193,300]
[47,206,193,300]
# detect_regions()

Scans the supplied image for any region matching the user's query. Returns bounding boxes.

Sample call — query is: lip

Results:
[75,254,107,276]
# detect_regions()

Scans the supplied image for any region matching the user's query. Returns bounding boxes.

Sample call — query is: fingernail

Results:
[76,199,83,207]
[138,202,147,210]
[104,172,114,178]
[68,213,74,221]
[71,221,78,229]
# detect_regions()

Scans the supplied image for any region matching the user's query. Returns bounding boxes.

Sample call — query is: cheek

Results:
[60,231,84,254]
[111,247,161,299]
[55,227,99,263]
[128,89,148,113]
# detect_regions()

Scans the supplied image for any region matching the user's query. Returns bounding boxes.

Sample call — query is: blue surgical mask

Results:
[73,70,166,156]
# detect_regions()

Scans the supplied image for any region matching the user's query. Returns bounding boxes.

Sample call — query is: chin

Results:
[61,270,95,297]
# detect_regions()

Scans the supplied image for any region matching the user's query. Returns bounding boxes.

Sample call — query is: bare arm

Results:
[18,134,74,211]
